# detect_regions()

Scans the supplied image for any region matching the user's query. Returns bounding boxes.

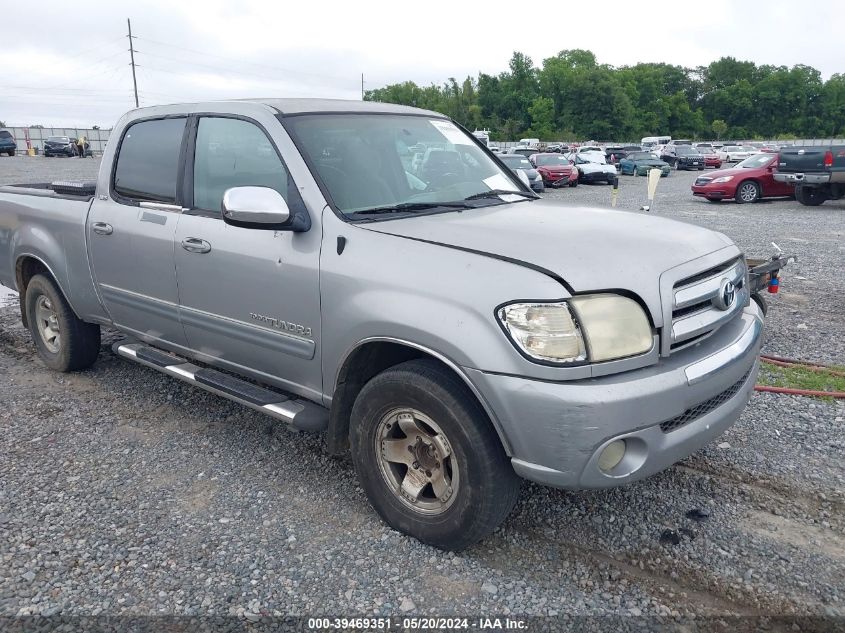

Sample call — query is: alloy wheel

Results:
[375,408,459,516]
[35,295,61,353]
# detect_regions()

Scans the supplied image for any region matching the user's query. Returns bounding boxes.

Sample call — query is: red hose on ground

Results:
[762,357,845,378]
[760,354,842,369]
[754,385,845,399]
[756,355,845,398]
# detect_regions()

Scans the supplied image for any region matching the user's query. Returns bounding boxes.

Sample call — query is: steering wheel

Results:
[317,162,352,185]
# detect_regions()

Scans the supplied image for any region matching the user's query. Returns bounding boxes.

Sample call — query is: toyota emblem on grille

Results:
[713,278,736,311]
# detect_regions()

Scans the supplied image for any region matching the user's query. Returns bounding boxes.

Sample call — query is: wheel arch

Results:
[326,337,509,457]
[14,254,70,328]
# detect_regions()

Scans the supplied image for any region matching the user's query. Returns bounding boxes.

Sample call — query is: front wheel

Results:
[735,180,760,204]
[25,274,101,372]
[569,179,578,187]
[349,359,520,550]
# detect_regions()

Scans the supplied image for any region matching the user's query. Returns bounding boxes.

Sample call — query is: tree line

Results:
[364,50,845,142]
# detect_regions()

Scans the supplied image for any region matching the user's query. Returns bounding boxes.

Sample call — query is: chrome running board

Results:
[112,342,328,432]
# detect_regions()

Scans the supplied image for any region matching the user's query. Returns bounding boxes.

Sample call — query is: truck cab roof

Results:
[126,98,445,119]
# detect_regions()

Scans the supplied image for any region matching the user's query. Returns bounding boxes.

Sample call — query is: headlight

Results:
[713,176,734,183]
[498,302,586,363]
[533,172,543,182]
[498,295,653,364]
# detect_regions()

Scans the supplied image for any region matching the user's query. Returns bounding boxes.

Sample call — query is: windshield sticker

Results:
[483,174,515,191]
[430,120,472,146]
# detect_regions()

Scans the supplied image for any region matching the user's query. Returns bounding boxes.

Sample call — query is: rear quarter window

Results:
[113,118,186,202]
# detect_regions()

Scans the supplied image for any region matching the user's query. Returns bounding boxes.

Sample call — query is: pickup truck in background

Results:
[774,145,845,205]
[1,99,769,550]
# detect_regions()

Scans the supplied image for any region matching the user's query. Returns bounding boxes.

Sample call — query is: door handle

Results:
[91,222,113,235]
[181,237,212,254]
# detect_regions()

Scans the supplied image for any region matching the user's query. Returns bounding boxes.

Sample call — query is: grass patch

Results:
[758,362,845,397]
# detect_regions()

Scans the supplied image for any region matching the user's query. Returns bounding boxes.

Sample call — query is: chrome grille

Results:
[669,257,747,352]
[660,367,753,433]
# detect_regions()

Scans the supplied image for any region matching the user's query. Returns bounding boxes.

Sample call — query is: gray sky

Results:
[1,0,843,128]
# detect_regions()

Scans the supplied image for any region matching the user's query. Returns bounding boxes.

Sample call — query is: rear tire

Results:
[349,358,520,551]
[25,274,101,372]
[795,186,827,206]
[569,179,578,187]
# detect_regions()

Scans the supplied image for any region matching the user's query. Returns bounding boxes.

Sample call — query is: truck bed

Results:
[0,184,103,321]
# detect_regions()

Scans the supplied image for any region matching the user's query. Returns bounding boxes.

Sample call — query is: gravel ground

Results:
[1,156,844,626]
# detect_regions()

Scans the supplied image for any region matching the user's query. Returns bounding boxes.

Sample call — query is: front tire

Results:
[25,274,101,372]
[735,180,760,204]
[349,359,520,550]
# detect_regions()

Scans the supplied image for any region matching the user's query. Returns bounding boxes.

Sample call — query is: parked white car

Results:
[718,145,755,163]
[568,152,618,184]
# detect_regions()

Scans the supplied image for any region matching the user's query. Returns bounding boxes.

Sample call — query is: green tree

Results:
[366,50,831,140]
[821,74,845,136]
[526,97,555,139]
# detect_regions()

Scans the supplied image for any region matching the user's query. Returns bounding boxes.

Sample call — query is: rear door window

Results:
[113,117,187,202]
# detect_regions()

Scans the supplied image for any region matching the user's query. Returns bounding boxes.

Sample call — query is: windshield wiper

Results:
[463,189,537,201]
[349,201,474,216]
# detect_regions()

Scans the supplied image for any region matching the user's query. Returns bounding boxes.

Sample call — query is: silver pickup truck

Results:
[0,99,765,550]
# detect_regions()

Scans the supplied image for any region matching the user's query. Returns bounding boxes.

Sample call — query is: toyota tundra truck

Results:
[774,145,845,206]
[0,99,767,550]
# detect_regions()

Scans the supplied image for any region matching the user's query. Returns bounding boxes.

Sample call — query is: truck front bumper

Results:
[465,303,763,490]
[773,172,830,185]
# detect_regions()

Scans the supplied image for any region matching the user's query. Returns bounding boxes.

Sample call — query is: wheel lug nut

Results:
[425,471,432,477]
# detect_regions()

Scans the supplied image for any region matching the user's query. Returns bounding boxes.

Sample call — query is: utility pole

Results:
[127,18,139,108]
[361,73,364,101]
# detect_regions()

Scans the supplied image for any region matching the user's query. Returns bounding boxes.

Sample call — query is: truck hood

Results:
[363,199,735,324]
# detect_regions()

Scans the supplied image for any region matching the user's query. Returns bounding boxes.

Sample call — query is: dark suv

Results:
[44,136,77,157]
[661,143,705,171]
[0,130,16,156]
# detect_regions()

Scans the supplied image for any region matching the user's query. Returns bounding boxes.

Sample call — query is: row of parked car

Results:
[0,132,93,157]
[497,147,619,192]
[493,138,817,205]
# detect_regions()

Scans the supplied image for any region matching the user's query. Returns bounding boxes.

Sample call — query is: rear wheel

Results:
[349,359,520,550]
[568,179,578,187]
[25,274,101,372]
[735,180,761,204]
[795,186,827,206]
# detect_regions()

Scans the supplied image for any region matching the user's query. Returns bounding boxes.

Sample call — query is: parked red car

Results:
[699,149,722,169]
[691,153,794,203]
[529,153,579,187]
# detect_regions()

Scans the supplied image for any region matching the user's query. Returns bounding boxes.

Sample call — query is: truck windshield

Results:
[284,114,525,216]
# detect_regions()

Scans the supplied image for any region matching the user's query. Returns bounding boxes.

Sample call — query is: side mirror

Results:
[222,186,290,228]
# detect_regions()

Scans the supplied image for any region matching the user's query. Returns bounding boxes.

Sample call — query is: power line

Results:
[137,49,358,88]
[135,35,362,85]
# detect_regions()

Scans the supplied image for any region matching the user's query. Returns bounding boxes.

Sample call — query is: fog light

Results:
[597,440,626,473]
